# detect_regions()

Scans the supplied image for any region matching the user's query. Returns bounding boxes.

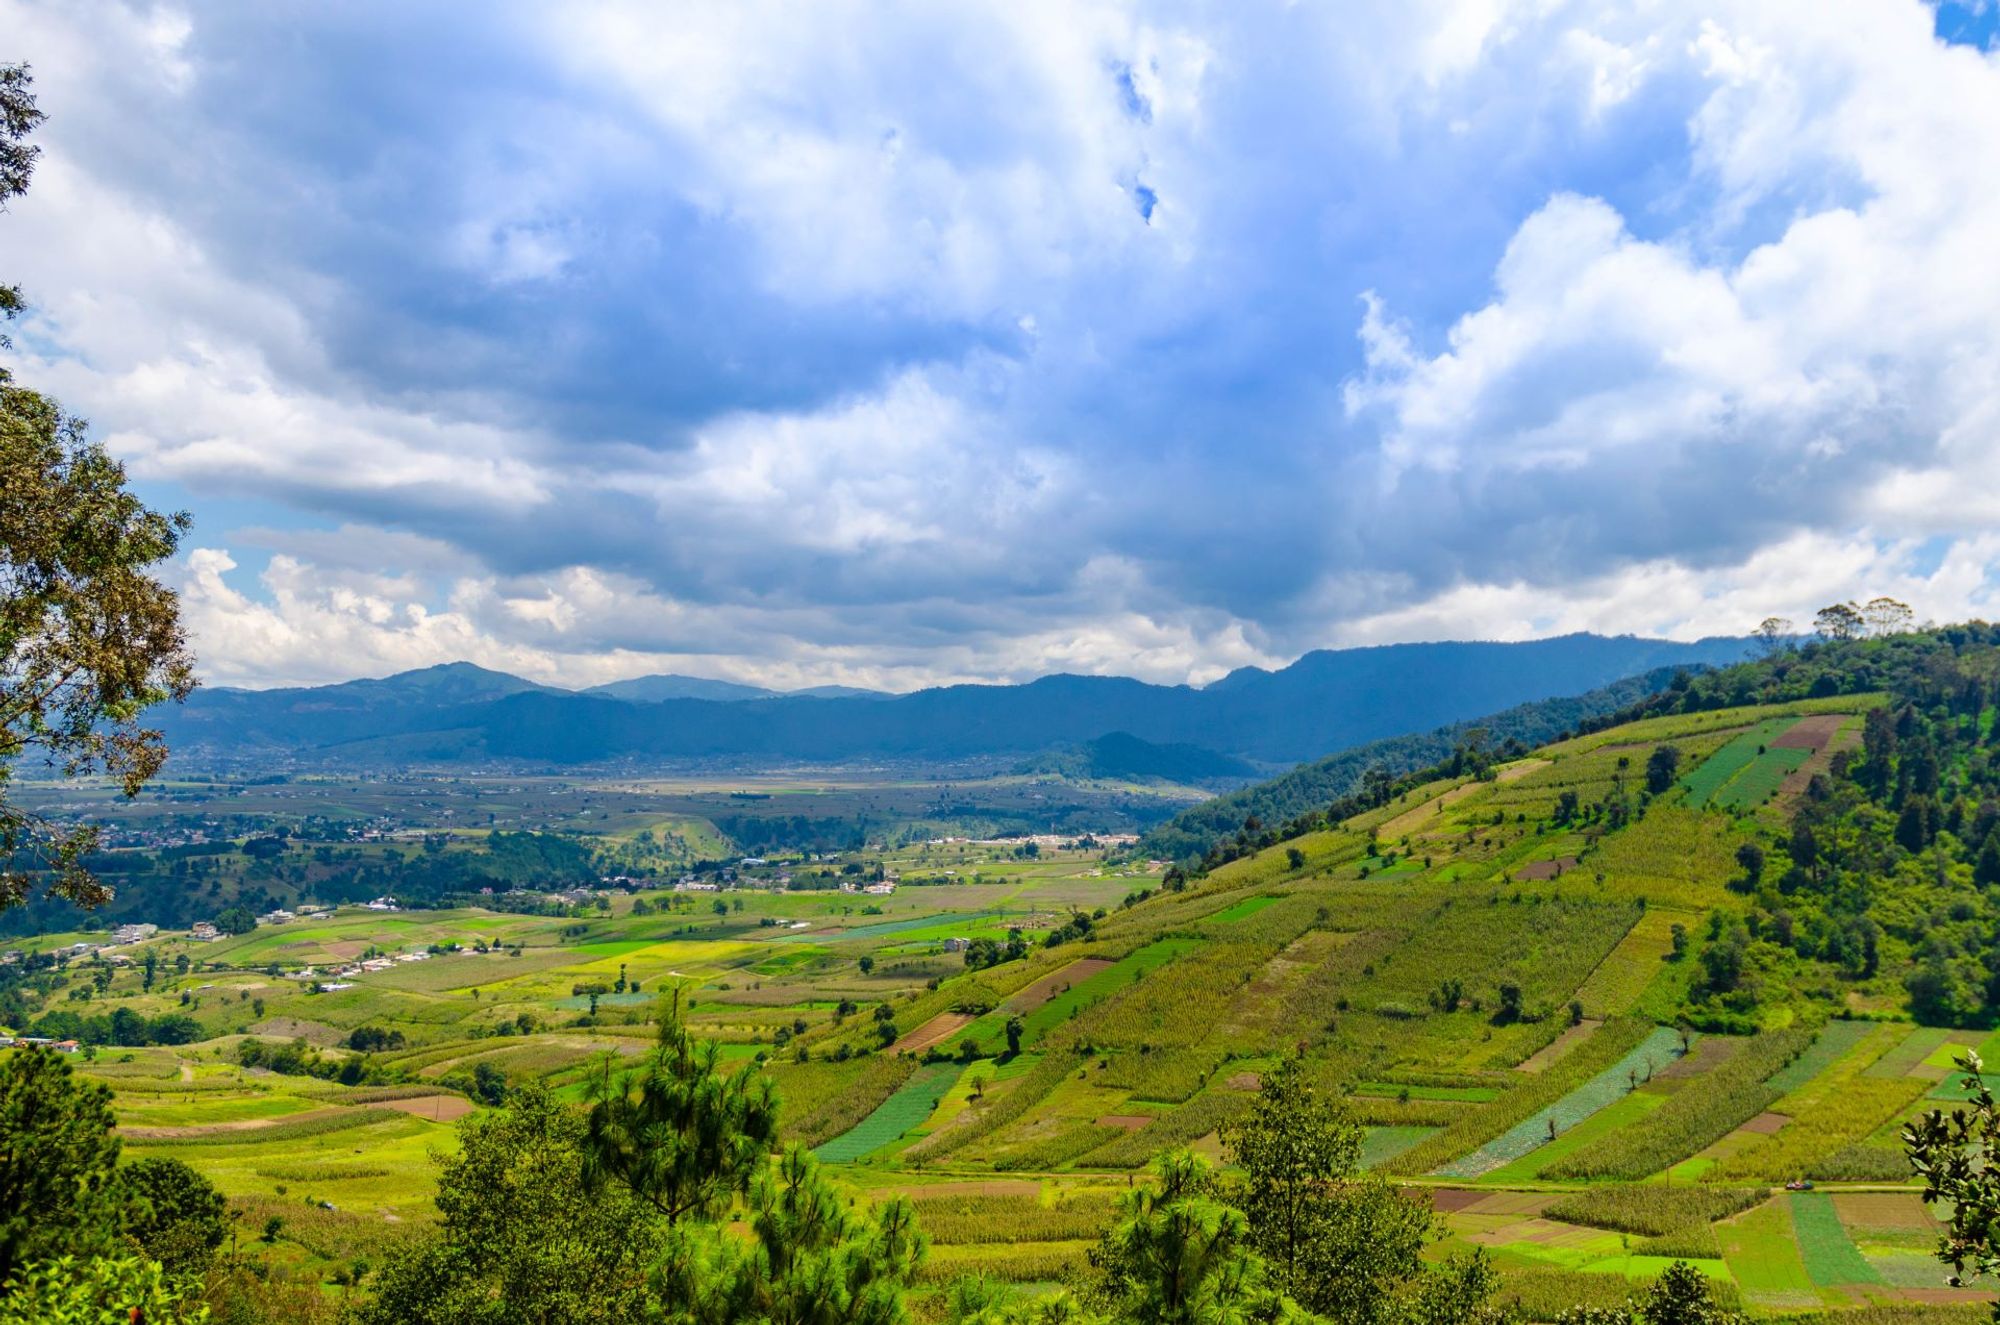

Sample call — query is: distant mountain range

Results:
[157,633,1755,770]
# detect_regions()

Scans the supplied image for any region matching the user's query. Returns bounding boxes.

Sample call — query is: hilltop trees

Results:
[1,62,195,914]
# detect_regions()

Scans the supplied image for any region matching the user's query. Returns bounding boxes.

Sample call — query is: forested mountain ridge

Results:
[158,633,1751,768]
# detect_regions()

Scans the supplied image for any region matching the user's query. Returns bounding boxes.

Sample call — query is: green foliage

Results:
[1907,1051,2000,1290]
[583,989,780,1223]
[648,1146,924,1325]
[109,1156,228,1274]
[357,1085,660,1324]
[0,1047,120,1282]
[1,70,194,912]
[1085,1149,1283,1325]
[0,1254,208,1325]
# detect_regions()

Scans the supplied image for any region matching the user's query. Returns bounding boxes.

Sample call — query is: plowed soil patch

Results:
[381,1095,475,1122]
[1833,1192,1933,1231]
[1739,1110,1791,1134]
[1514,857,1578,882]
[1226,1072,1262,1091]
[1004,959,1116,1013]
[120,1108,348,1139]
[1431,1188,1485,1213]
[1657,1033,1743,1081]
[891,1012,972,1055]
[1517,1019,1601,1074]
[1773,714,1850,749]
[1097,1115,1153,1131]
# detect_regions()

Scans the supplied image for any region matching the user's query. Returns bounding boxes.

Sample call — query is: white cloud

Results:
[8,0,2000,691]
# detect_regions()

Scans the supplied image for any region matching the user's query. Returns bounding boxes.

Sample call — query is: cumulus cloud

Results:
[5,0,2000,688]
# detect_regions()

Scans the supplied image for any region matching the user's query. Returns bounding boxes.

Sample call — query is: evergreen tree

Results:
[0,1048,120,1283]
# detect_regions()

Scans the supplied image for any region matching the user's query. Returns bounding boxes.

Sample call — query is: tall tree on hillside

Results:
[1861,597,1916,638]
[583,986,780,1223]
[1753,617,1794,657]
[1087,1150,1283,1325]
[1223,1057,1474,1325]
[1,63,195,913]
[1814,603,1865,641]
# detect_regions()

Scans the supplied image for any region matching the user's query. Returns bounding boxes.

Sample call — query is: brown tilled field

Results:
[1002,958,1116,1012]
[890,1011,973,1055]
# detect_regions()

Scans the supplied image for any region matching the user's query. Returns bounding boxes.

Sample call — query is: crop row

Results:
[1711,1076,1928,1182]
[1545,1185,1766,1239]
[915,1192,1121,1245]
[1433,1025,1687,1178]
[776,1053,916,1149]
[903,1050,1082,1162]
[1379,1019,1653,1176]
[1544,1024,1815,1179]
[123,1106,404,1147]
[815,1060,962,1162]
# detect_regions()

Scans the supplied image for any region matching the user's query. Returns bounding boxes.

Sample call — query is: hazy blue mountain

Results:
[160,633,1753,767]
[583,674,782,702]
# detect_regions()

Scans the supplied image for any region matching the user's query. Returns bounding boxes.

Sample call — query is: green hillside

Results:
[15,626,2000,1317]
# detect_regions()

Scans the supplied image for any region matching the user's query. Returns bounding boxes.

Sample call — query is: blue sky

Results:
[6,1,2000,690]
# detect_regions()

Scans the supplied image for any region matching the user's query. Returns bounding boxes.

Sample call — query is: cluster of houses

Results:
[288,948,436,985]
[0,1035,82,1053]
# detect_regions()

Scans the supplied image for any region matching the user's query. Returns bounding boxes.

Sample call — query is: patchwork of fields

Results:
[18,693,1998,1317]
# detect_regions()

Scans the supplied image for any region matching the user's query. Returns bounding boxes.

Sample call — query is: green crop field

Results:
[815,1061,964,1162]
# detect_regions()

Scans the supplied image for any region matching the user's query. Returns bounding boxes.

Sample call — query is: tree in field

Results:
[1645,745,1682,795]
[1553,1259,1743,1325]
[1004,1015,1025,1058]
[583,987,779,1224]
[1814,602,1864,641]
[1,62,195,913]
[0,1047,121,1283]
[1733,843,1764,889]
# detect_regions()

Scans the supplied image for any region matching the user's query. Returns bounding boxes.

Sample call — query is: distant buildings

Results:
[110,923,158,945]
[190,922,221,942]
[365,897,400,911]
[258,908,296,925]
[942,937,970,953]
